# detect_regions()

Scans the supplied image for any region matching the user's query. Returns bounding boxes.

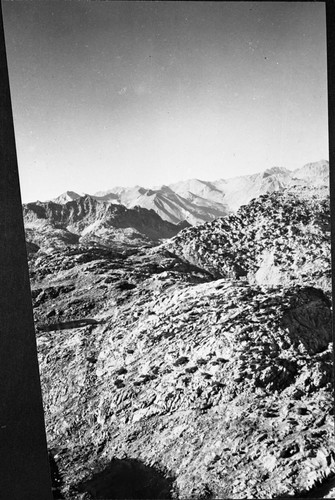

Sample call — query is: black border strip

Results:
[0,1,52,498]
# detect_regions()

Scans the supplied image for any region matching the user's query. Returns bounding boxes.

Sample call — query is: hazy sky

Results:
[2,1,328,202]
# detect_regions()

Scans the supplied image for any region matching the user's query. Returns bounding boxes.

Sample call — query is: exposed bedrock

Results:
[37,281,334,499]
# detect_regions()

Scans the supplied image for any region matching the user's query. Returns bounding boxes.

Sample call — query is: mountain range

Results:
[51,159,329,225]
[21,159,334,499]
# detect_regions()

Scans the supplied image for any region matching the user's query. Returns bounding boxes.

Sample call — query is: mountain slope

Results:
[293,160,329,185]
[164,185,330,290]
[93,185,230,225]
[23,195,189,253]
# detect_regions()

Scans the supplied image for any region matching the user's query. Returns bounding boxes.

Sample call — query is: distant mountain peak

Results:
[53,190,81,204]
[263,166,290,177]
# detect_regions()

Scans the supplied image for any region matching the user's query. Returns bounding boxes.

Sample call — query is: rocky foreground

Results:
[25,185,334,499]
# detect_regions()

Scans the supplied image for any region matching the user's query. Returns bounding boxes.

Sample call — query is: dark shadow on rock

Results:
[281,287,332,355]
[115,281,137,291]
[37,318,101,332]
[48,451,64,499]
[273,473,335,499]
[76,458,174,499]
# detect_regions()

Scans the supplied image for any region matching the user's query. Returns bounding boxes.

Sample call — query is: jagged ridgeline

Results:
[23,195,190,253]
[23,183,334,499]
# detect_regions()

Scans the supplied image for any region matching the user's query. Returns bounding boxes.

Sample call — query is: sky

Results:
[2,1,328,202]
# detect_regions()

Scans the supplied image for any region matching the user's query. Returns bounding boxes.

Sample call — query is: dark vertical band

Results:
[326,0,335,427]
[0,2,52,498]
